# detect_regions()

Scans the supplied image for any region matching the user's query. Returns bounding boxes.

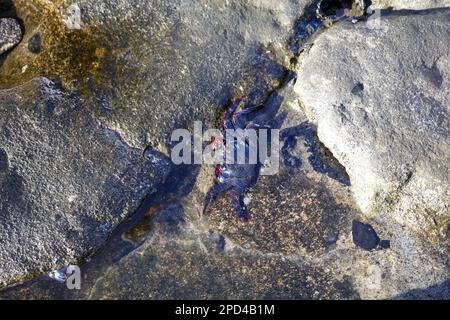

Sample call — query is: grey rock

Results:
[352,220,380,250]
[295,9,450,241]
[0,18,22,55]
[0,0,315,288]
[0,80,448,300]
[1,0,449,300]
[76,0,310,149]
[0,78,363,299]
[0,0,312,288]
[0,78,171,286]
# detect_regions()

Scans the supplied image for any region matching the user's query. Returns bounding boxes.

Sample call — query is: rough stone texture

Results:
[2,0,312,150]
[0,78,171,286]
[0,202,360,300]
[78,0,310,150]
[2,76,448,300]
[295,9,450,241]
[0,0,313,288]
[372,0,450,9]
[191,79,355,256]
[0,18,21,55]
[1,0,449,300]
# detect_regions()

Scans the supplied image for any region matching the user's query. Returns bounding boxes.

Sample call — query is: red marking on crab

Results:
[210,137,222,151]
[214,165,222,178]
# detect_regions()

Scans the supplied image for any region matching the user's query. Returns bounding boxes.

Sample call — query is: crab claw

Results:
[214,165,222,178]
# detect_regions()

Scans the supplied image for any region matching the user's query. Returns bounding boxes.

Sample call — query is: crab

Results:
[202,95,268,222]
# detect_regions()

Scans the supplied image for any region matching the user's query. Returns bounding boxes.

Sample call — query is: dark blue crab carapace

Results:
[202,96,269,222]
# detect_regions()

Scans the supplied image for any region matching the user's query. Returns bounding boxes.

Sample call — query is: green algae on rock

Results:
[0,0,116,95]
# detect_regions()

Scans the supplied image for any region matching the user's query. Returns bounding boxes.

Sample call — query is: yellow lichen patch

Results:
[423,208,450,244]
[0,0,117,95]
[95,47,108,59]
[122,206,160,245]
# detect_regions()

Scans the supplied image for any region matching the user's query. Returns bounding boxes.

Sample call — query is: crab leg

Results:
[203,183,233,215]
[230,191,249,222]
[221,96,247,134]
[224,96,246,122]
[245,122,270,130]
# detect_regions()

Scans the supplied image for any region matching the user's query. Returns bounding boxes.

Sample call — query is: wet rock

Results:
[0,201,361,300]
[295,9,450,241]
[0,78,171,287]
[0,241,361,300]
[152,204,186,235]
[205,169,357,255]
[83,240,358,300]
[1,0,448,300]
[352,220,380,250]
[0,0,320,290]
[0,79,366,298]
[75,0,311,149]
[0,0,312,288]
[0,18,21,55]
[200,80,358,256]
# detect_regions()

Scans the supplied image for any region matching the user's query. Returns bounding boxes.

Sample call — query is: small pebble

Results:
[352,219,380,251]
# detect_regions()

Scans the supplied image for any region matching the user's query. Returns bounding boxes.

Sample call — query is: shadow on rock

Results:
[392,280,450,300]
[281,122,350,185]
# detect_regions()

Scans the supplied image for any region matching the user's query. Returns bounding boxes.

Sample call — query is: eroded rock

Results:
[0,0,313,288]
[295,9,450,241]
[0,78,171,286]
[0,18,21,55]
[0,0,449,300]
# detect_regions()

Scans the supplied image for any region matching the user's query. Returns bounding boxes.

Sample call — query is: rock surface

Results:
[0,0,449,300]
[79,0,310,150]
[0,0,312,288]
[0,78,171,286]
[295,9,450,241]
[2,73,448,300]
[0,18,21,55]
[2,0,311,149]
